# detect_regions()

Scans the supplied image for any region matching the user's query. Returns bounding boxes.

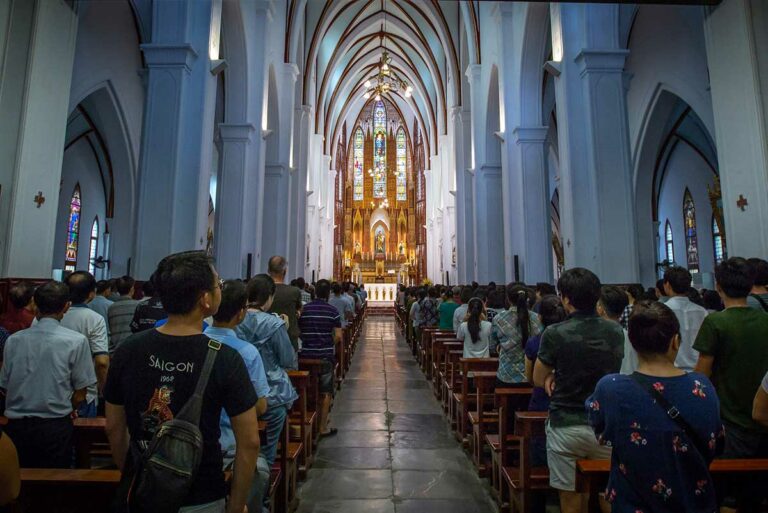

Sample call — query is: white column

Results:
[0,0,77,278]
[214,123,255,278]
[550,3,638,283]
[452,106,474,283]
[289,105,311,280]
[133,0,222,278]
[509,127,553,283]
[705,0,768,259]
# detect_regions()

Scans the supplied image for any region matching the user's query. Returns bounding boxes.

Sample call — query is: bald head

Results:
[268,256,287,282]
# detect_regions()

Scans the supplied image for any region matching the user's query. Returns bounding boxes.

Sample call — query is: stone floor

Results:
[296,315,497,513]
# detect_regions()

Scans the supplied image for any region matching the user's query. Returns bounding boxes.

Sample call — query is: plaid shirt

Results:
[490,308,542,384]
[619,304,633,330]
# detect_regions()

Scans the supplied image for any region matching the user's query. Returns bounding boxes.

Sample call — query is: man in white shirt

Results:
[663,267,708,371]
[597,285,637,374]
[62,271,110,417]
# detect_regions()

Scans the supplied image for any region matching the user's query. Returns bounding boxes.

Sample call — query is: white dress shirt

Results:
[665,295,709,371]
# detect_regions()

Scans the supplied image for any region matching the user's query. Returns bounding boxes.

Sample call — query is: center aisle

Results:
[297,315,496,513]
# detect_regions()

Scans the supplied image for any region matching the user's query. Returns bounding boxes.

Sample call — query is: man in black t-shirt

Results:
[105,251,260,513]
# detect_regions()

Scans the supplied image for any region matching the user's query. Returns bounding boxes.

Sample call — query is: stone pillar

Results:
[261,63,300,264]
[214,123,255,278]
[508,127,553,283]
[0,0,77,278]
[704,0,768,259]
[452,106,474,283]
[550,3,638,283]
[289,105,311,280]
[133,0,223,278]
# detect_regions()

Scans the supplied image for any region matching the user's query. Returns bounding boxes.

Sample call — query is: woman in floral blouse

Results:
[586,300,724,513]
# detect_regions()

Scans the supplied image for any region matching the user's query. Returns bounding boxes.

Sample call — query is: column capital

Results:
[575,49,629,76]
[219,123,255,142]
[140,44,198,72]
[465,63,482,81]
[512,126,548,144]
[281,62,300,82]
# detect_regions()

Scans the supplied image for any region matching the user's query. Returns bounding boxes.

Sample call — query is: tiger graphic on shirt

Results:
[140,385,174,439]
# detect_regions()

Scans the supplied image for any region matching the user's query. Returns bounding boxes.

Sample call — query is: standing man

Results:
[329,282,354,328]
[130,278,167,333]
[533,268,624,513]
[61,271,110,417]
[105,251,260,513]
[107,276,139,353]
[298,279,342,437]
[0,281,96,467]
[0,283,35,334]
[662,267,708,371]
[747,258,768,312]
[267,256,303,352]
[694,257,768,513]
[89,280,114,324]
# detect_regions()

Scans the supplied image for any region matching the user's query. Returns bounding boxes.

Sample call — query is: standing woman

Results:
[491,285,542,388]
[586,301,724,513]
[457,298,492,358]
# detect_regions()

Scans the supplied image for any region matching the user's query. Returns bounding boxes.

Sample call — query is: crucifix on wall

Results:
[737,194,748,211]
[34,191,45,208]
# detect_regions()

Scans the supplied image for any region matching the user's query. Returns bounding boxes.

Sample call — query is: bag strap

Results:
[630,372,710,458]
[176,338,222,424]
[750,294,768,312]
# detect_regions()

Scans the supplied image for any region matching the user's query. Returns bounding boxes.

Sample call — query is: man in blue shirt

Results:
[205,280,269,513]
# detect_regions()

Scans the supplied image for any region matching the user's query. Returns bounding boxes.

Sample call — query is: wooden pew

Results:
[575,458,768,512]
[468,371,500,476]
[499,411,549,513]
[452,358,499,444]
[287,370,310,500]
[437,341,463,406]
[445,350,464,423]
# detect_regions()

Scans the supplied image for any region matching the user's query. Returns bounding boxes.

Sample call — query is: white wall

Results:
[656,142,717,286]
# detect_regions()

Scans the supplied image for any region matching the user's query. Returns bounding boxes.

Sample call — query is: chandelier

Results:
[370,198,390,209]
[362,50,412,101]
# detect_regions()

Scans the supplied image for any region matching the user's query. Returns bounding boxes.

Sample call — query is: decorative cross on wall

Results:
[737,194,748,211]
[34,191,45,208]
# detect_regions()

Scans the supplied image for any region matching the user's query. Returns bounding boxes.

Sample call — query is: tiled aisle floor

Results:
[296,315,497,513]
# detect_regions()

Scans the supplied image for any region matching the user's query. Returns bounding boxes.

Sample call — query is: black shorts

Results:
[319,360,335,395]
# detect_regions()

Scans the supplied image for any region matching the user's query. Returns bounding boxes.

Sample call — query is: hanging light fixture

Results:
[361,3,412,101]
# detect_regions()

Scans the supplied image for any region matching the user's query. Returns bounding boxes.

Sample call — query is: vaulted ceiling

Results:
[286,0,481,159]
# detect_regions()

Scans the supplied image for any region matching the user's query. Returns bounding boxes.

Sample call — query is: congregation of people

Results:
[0,253,367,513]
[399,256,768,513]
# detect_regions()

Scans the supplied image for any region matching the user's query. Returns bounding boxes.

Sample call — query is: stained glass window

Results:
[396,128,406,201]
[373,101,387,199]
[88,217,99,275]
[353,128,364,201]
[65,185,81,272]
[683,189,699,273]
[712,215,725,265]
[665,220,675,265]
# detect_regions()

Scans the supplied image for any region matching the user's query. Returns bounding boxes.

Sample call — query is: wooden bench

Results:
[452,358,499,444]
[576,458,768,511]
[500,411,549,513]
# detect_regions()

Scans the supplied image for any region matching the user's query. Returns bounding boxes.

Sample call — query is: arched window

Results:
[683,189,699,273]
[88,217,99,275]
[64,185,82,272]
[372,100,387,199]
[665,220,675,265]
[712,215,725,264]
[353,128,364,201]
[396,128,407,201]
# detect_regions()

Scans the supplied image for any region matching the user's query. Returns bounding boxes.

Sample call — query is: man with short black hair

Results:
[89,280,113,324]
[107,275,139,353]
[534,268,623,513]
[0,283,35,334]
[329,282,354,328]
[129,275,167,333]
[267,256,302,351]
[105,251,260,513]
[597,285,635,374]
[298,279,341,437]
[694,257,768,512]
[205,280,269,513]
[295,277,311,305]
[0,281,96,467]
[662,266,707,371]
[747,257,768,312]
[61,271,109,417]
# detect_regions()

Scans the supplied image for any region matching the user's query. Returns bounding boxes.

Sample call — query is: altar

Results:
[365,283,397,304]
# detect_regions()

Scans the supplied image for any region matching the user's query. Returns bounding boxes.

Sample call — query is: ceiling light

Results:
[364,80,371,88]
[361,50,412,101]
[363,92,371,99]
[375,93,381,101]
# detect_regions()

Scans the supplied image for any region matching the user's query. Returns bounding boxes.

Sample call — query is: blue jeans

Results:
[260,404,288,467]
